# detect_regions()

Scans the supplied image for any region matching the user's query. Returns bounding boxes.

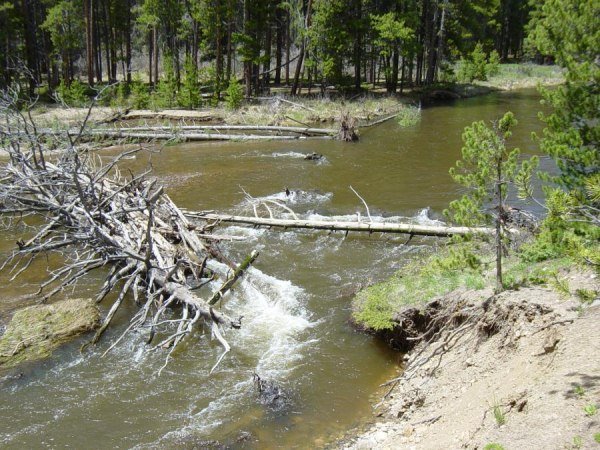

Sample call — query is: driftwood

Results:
[122,109,218,121]
[186,212,494,237]
[25,128,330,142]
[0,90,256,373]
[103,125,336,136]
[360,111,402,128]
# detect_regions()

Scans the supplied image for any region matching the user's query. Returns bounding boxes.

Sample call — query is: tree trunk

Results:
[425,1,439,85]
[390,49,399,93]
[84,0,94,85]
[124,1,132,83]
[189,212,496,238]
[353,0,362,90]
[215,0,223,99]
[226,0,233,81]
[263,7,272,93]
[153,26,159,84]
[435,0,448,82]
[102,1,112,83]
[94,2,103,83]
[274,6,283,85]
[243,0,251,97]
[495,158,504,292]
[399,57,405,94]
[20,0,38,95]
[285,9,290,85]
[291,0,313,96]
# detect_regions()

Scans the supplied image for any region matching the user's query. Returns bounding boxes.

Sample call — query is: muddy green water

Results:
[0,89,552,449]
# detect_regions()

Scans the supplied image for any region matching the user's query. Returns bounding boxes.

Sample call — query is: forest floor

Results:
[339,268,600,450]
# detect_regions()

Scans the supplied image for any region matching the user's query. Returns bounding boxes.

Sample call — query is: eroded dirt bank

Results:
[341,272,599,450]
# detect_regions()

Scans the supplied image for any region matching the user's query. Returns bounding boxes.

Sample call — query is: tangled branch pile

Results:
[0,92,255,373]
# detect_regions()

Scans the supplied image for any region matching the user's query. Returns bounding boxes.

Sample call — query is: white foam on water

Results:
[150,265,314,446]
[414,207,445,225]
[240,190,333,208]
[221,225,267,240]
[270,151,308,159]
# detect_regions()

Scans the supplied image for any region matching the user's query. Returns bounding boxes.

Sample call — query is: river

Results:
[0,89,553,449]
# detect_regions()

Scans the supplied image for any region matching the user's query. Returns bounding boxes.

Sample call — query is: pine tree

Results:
[527,0,599,199]
[446,112,537,292]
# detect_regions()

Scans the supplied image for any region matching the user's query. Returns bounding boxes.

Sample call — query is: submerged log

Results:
[186,212,494,237]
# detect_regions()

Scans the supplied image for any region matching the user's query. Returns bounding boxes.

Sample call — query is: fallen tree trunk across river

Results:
[186,212,494,237]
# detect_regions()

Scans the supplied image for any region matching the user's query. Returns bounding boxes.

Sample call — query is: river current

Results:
[0,89,552,448]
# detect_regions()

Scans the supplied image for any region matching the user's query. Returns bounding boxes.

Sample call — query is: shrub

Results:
[396,106,421,127]
[56,79,88,107]
[484,443,505,450]
[225,78,244,110]
[129,76,150,109]
[457,43,501,82]
[150,55,178,110]
[178,56,201,109]
[487,50,501,77]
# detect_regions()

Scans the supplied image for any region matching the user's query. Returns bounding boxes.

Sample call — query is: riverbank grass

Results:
[0,298,100,370]
[352,243,487,331]
[352,240,587,332]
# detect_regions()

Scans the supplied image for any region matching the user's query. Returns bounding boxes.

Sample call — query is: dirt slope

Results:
[342,273,600,450]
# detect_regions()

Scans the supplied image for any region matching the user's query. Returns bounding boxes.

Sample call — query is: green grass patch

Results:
[352,231,588,332]
[352,243,486,331]
[502,256,573,291]
[396,107,421,127]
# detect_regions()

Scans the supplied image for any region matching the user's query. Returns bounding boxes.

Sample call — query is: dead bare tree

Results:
[0,88,257,374]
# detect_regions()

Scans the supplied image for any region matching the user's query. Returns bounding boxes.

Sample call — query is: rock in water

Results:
[253,372,290,411]
[0,298,100,370]
[304,152,324,161]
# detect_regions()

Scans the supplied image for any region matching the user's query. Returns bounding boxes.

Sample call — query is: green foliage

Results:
[576,288,598,305]
[457,43,502,82]
[446,112,527,227]
[519,188,600,267]
[41,1,83,61]
[492,400,506,426]
[150,55,178,110]
[352,244,485,331]
[549,274,570,297]
[574,385,586,397]
[178,56,201,109]
[225,79,244,110]
[457,43,488,82]
[55,79,88,107]
[501,257,572,290]
[486,51,501,78]
[528,0,599,199]
[371,12,412,58]
[593,433,600,444]
[584,404,598,417]
[572,436,583,449]
[446,112,540,291]
[483,444,505,450]
[396,107,421,127]
[129,76,150,109]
